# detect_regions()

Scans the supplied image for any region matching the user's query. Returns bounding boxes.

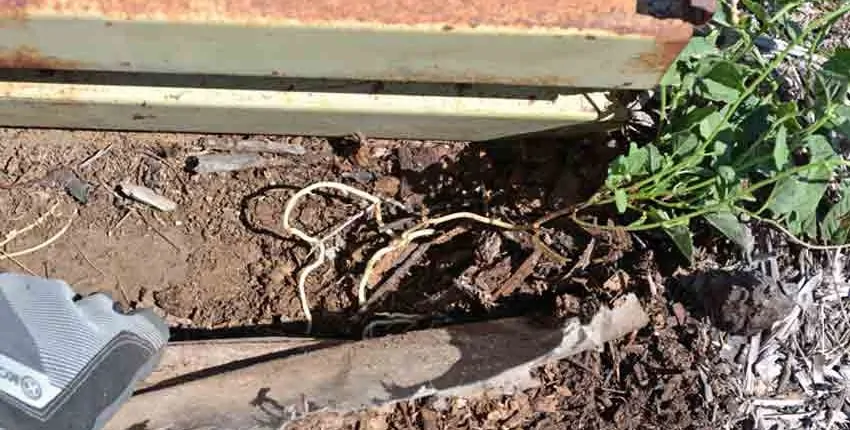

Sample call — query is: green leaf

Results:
[660,34,718,87]
[712,4,730,25]
[796,210,819,240]
[623,143,650,175]
[718,165,736,183]
[704,211,754,253]
[608,142,654,185]
[701,80,740,103]
[822,184,850,244]
[660,63,682,87]
[768,172,827,217]
[672,132,700,157]
[835,105,850,138]
[773,126,789,170]
[767,164,831,235]
[650,209,694,263]
[775,102,799,123]
[740,0,768,21]
[803,134,836,162]
[699,111,726,139]
[648,144,663,172]
[680,73,698,98]
[614,189,628,214]
[712,139,730,158]
[678,35,718,59]
[681,107,714,130]
[739,106,772,145]
[815,70,849,105]
[700,61,744,103]
[664,223,694,263]
[628,211,648,228]
[823,48,850,80]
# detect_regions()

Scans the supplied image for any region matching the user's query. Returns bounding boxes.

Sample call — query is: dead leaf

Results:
[374,177,400,197]
[354,144,372,167]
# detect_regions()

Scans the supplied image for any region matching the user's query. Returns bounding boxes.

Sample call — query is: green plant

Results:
[556,1,850,262]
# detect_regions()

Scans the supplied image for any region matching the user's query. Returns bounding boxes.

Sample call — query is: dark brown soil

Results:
[0,128,741,429]
[680,270,794,336]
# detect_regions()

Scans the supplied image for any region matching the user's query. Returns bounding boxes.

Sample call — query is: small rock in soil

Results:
[687,270,794,336]
[341,170,376,184]
[61,172,91,204]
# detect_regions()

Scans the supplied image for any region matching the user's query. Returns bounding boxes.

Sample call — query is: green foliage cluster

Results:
[579,2,850,261]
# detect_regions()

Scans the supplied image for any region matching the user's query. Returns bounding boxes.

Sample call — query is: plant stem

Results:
[577,161,835,233]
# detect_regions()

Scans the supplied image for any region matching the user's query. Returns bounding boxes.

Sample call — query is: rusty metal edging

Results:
[0,0,699,89]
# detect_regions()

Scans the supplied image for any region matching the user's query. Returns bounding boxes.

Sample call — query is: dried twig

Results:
[115,278,132,309]
[561,238,595,281]
[79,142,115,170]
[138,212,183,252]
[0,249,36,276]
[358,226,468,316]
[494,248,541,297]
[73,240,107,278]
[357,243,426,315]
[744,333,761,395]
[357,229,434,305]
[361,312,422,338]
[282,181,529,331]
[109,209,134,237]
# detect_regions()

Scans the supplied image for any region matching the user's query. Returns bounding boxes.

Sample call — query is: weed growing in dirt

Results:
[566,2,850,261]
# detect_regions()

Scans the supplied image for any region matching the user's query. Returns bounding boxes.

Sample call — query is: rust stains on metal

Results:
[619,10,693,74]
[628,38,690,73]
[7,0,689,34]
[0,0,29,23]
[1,0,694,76]
[0,46,85,69]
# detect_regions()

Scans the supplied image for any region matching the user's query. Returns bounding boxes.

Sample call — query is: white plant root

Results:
[282,182,397,332]
[0,203,75,261]
[0,203,75,275]
[281,181,526,333]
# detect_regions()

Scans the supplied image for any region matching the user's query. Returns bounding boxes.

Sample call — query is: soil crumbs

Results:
[0,128,761,430]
